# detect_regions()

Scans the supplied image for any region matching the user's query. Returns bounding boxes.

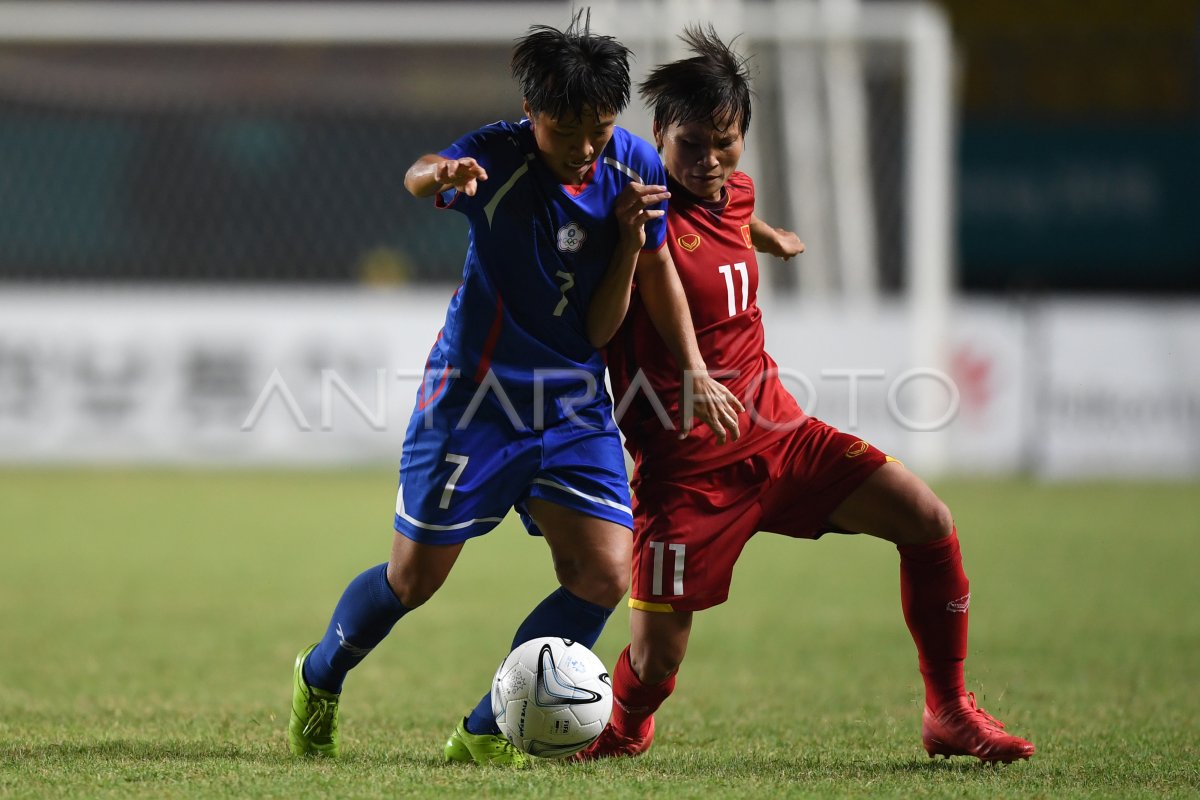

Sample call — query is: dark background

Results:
[0,0,1196,292]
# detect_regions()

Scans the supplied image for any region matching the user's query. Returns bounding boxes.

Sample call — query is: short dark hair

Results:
[511,8,632,120]
[639,25,753,135]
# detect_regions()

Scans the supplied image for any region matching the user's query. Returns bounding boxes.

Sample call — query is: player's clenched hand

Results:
[763,228,805,260]
[614,182,670,249]
[435,157,488,196]
[681,371,744,445]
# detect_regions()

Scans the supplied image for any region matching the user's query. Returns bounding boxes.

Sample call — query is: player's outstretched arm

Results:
[586,181,671,349]
[636,246,744,445]
[404,154,489,198]
[748,214,805,261]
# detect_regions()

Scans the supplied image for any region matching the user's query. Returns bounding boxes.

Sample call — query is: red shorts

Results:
[629,417,890,612]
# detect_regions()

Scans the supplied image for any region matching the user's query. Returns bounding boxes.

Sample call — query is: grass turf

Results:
[0,470,1197,798]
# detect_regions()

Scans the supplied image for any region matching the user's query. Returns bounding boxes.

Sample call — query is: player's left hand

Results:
[763,228,805,260]
[681,371,744,445]
[614,182,670,250]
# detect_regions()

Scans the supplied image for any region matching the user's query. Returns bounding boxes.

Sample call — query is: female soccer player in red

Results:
[575,26,1035,764]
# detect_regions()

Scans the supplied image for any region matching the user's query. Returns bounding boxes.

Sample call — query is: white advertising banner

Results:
[759,298,1028,476]
[1031,302,1200,478]
[0,290,1195,478]
[0,289,451,465]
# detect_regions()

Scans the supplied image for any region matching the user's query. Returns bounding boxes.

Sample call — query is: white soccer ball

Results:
[491,637,613,758]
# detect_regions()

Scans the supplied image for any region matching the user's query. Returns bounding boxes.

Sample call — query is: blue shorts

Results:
[393,365,633,545]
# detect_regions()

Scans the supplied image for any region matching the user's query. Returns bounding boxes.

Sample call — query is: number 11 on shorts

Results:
[648,541,685,596]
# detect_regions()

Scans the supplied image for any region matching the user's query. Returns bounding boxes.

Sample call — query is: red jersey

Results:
[607,171,804,478]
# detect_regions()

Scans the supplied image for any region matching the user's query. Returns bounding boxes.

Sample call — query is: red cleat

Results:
[922,692,1036,764]
[569,716,655,762]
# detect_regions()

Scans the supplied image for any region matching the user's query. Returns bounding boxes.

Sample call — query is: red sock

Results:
[897,528,969,714]
[609,645,675,739]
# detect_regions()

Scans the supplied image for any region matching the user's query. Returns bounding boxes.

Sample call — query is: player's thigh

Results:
[521,409,635,606]
[527,498,631,608]
[629,607,693,684]
[826,460,952,545]
[759,418,890,539]
[395,381,538,542]
[629,466,763,613]
[520,405,634,537]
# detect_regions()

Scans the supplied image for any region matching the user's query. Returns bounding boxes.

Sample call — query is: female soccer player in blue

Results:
[288,11,741,767]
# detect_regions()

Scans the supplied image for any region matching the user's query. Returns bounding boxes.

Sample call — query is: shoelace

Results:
[302,698,336,738]
[479,736,524,764]
[964,692,1006,731]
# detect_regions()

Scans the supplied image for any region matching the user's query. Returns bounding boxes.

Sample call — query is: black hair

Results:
[511,8,632,120]
[639,24,753,135]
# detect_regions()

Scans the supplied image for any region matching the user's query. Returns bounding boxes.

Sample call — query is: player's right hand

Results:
[765,228,805,261]
[435,157,488,196]
[681,370,744,445]
[614,182,670,250]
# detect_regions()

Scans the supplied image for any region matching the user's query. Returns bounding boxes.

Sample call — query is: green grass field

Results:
[1,470,1197,798]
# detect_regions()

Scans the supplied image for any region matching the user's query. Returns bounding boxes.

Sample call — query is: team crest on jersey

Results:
[740,224,753,249]
[845,440,870,458]
[677,233,701,252]
[557,222,586,253]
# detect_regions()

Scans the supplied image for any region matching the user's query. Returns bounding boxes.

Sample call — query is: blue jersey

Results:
[431,120,667,393]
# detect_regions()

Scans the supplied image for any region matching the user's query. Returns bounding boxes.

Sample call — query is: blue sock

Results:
[302,563,410,694]
[464,586,614,735]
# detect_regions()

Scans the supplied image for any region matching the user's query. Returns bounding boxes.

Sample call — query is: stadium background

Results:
[1,2,1197,797]
[3,1,1196,290]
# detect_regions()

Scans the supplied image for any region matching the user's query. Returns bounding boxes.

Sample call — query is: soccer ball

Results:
[491,637,613,758]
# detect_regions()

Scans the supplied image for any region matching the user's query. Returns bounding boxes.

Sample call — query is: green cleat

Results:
[289,644,341,757]
[444,717,529,768]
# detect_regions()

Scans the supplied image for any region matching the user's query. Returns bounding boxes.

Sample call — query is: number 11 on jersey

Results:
[718,262,748,317]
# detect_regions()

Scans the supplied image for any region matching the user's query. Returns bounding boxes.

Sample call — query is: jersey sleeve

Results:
[628,133,669,252]
[433,121,516,214]
[728,170,756,207]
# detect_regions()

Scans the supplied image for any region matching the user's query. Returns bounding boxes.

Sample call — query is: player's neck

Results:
[561,163,597,196]
[666,174,728,209]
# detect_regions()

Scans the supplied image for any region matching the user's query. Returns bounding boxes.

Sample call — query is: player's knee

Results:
[597,570,631,609]
[554,557,628,609]
[577,572,629,610]
[907,496,954,544]
[386,567,443,608]
[630,641,682,685]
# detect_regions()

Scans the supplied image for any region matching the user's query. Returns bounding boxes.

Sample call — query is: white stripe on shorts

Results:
[395,485,504,531]
[531,478,633,516]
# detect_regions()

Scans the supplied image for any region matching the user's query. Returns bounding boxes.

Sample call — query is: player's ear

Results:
[522,99,534,122]
[652,120,664,152]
